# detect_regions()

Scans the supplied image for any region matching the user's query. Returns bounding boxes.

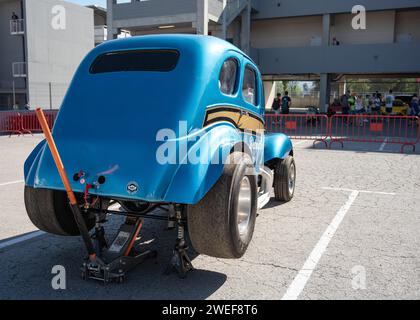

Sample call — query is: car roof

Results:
[93,34,253,63]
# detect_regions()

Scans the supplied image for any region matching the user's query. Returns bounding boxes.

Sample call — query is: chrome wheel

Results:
[288,162,296,195]
[237,176,252,241]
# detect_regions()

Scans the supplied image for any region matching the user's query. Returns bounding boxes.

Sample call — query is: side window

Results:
[242,66,258,106]
[219,58,238,95]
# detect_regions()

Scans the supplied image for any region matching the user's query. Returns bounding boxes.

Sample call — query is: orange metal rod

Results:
[36,108,96,260]
[35,108,77,205]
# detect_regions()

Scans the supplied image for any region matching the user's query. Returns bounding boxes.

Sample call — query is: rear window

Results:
[90,50,180,74]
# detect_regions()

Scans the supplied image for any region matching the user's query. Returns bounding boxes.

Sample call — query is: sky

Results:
[66,0,107,8]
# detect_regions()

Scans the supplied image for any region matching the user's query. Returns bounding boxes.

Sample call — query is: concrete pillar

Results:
[264,81,276,110]
[196,0,209,35]
[106,0,118,40]
[338,81,347,95]
[322,14,331,46]
[240,1,251,54]
[319,73,331,113]
[221,0,227,40]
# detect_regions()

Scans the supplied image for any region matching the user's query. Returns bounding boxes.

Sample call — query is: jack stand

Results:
[165,206,193,278]
[92,211,108,255]
[165,205,176,230]
[36,108,156,285]
[81,216,157,284]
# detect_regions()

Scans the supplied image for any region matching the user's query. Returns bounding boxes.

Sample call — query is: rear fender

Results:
[164,122,251,204]
[24,139,46,187]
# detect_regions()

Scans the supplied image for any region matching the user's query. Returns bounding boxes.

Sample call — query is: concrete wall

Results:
[226,19,240,46]
[113,0,196,21]
[331,11,395,45]
[25,0,94,109]
[0,0,26,93]
[251,10,410,49]
[208,0,223,22]
[94,11,106,26]
[256,43,420,74]
[251,16,322,48]
[263,81,277,109]
[107,0,420,78]
[253,0,420,19]
[395,9,420,42]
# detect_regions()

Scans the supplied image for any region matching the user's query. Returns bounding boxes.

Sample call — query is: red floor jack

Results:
[36,108,157,283]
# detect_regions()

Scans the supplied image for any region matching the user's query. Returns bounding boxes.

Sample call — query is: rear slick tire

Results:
[24,186,96,236]
[187,152,258,259]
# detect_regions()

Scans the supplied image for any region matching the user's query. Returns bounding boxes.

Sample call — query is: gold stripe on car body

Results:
[204,107,265,132]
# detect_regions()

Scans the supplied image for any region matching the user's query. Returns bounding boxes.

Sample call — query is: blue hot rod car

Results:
[24,35,295,274]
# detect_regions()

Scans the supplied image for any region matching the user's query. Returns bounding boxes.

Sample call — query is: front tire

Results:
[187,152,258,259]
[273,156,296,202]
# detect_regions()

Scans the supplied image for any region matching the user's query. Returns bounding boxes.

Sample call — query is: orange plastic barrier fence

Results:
[265,114,419,153]
[0,110,58,137]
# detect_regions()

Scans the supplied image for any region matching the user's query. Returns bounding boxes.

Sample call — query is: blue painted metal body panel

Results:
[264,133,293,162]
[24,35,292,205]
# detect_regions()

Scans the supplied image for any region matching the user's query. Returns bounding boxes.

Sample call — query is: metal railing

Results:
[10,19,24,35]
[12,62,27,78]
[265,114,420,153]
[0,110,58,136]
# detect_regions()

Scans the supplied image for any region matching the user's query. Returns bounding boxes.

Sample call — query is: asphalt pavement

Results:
[0,134,419,299]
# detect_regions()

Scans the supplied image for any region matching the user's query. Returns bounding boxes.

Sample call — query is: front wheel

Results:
[273,156,296,202]
[187,152,258,259]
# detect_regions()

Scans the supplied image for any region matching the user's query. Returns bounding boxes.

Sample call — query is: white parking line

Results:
[0,180,24,187]
[282,186,396,300]
[282,190,359,300]
[379,137,388,152]
[0,231,45,250]
[322,187,396,196]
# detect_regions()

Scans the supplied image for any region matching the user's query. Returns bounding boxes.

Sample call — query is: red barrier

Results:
[20,110,57,133]
[0,112,23,136]
[0,110,58,136]
[329,115,420,153]
[265,113,419,153]
[265,114,329,148]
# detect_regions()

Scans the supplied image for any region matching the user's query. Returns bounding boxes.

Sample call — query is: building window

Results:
[219,58,238,95]
[90,50,179,74]
[242,66,257,106]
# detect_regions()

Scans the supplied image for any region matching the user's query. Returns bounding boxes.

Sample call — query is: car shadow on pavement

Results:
[0,218,227,300]
[261,198,289,210]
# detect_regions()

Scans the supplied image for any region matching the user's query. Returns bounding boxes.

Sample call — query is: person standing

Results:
[355,95,365,113]
[272,93,282,115]
[355,95,365,126]
[366,94,373,114]
[373,92,382,115]
[281,91,292,115]
[385,89,395,115]
[348,93,356,114]
[410,94,419,116]
[340,90,350,115]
